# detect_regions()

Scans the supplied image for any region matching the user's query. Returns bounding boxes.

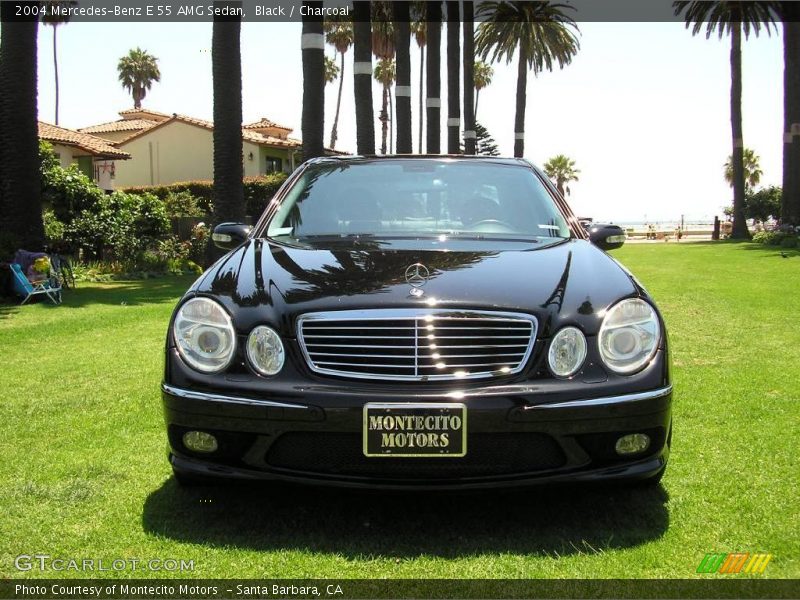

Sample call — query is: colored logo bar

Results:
[697,553,772,574]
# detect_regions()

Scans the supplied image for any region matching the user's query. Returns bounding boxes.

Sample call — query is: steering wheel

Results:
[468,219,517,233]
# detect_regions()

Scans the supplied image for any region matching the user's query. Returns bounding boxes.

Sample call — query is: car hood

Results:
[189,238,640,337]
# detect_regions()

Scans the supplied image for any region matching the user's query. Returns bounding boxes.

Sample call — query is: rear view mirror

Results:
[212,222,252,251]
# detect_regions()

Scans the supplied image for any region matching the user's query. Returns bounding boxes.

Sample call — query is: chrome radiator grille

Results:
[297,309,537,381]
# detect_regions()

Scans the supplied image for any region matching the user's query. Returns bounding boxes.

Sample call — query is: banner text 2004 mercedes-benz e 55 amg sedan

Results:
[162,156,671,489]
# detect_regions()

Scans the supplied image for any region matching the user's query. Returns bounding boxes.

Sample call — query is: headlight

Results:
[247,326,285,376]
[173,297,236,373]
[599,298,660,374]
[548,326,587,378]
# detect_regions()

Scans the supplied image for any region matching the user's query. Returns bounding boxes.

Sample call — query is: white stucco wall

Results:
[51,143,75,169]
[243,141,262,178]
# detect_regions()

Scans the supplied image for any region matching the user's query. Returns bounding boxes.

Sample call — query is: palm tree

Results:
[463,1,476,155]
[211,15,245,232]
[371,1,395,60]
[374,58,396,154]
[352,1,375,154]
[302,1,325,160]
[42,1,76,126]
[393,1,413,154]
[781,1,800,225]
[411,2,427,153]
[371,2,395,152]
[724,147,763,193]
[473,61,494,121]
[0,4,45,250]
[674,1,776,239]
[426,1,442,153]
[446,1,461,154]
[324,17,353,150]
[324,55,339,84]
[476,1,579,159]
[117,47,161,109]
[543,154,580,197]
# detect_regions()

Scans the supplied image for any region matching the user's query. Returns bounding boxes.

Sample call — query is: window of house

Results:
[265,157,283,173]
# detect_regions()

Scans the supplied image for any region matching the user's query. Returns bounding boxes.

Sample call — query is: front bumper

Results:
[161,381,672,490]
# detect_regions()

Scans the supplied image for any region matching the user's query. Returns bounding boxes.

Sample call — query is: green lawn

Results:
[0,242,798,580]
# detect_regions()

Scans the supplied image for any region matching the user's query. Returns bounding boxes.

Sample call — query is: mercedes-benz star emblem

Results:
[405,263,430,288]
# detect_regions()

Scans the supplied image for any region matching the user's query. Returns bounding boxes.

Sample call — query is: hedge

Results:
[123,173,288,218]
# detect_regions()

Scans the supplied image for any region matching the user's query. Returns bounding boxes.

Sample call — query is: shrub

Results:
[122,172,288,218]
[71,257,203,282]
[163,190,206,218]
[752,230,799,248]
[64,191,170,260]
[187,223,210,264]
[43,210,65,243]
[40,141,105,224]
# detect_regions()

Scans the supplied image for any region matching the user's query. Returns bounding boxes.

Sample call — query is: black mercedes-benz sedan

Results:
[162,156,671,489]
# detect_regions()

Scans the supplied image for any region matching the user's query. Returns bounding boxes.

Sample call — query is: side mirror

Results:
[588,224,626,251]
[212,222,252,250]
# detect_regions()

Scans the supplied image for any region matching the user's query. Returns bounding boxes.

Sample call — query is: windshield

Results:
[265,159,571,242]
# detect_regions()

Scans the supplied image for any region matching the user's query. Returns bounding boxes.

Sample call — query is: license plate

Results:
[362,403,467,457]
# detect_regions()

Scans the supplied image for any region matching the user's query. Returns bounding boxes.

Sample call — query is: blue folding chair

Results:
[10,263,62,305]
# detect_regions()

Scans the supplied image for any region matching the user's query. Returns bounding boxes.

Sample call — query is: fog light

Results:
[615,433,650,455]
[182,431,218,453]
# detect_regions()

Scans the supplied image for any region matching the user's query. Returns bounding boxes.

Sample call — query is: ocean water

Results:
[612,220,714,231]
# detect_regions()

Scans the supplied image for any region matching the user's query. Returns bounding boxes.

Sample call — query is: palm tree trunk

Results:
[446,1,460,154]
[211,16,245,227]
[783,4,800,226]
[390,86,394,153]
[474,89,480,122]
[380,84,389,154]
[462,2,475,155]
[729,19,749,239]
[426,1,442,154]
[418,44,425,153]
[0,5,45,251]
[394,1,412,153]
[329,50,345,150]
[353,1,375,154]
[53,26,60,125]
[302,1,325,161]
[513,53,528,158]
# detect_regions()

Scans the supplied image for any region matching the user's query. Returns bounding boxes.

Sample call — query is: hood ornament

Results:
[405,263,429,297]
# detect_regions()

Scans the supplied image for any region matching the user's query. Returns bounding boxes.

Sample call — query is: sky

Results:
[31,19,784,223]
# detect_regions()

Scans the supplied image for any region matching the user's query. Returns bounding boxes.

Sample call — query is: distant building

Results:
[78,108,344,188]
[38,121,131,191]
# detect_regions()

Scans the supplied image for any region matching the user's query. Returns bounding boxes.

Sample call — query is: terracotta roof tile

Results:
[79,119,158,134]
[243,117,292,131]
[118,107,172,118]
[112,113,348,154]
[38,122,131,159]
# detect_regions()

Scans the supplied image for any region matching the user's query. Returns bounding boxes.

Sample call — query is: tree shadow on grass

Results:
[0,302,20,319]
[57,277,195,309]
[679,240,800,257]
[142,478,669,559]
[0,277,195,315]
